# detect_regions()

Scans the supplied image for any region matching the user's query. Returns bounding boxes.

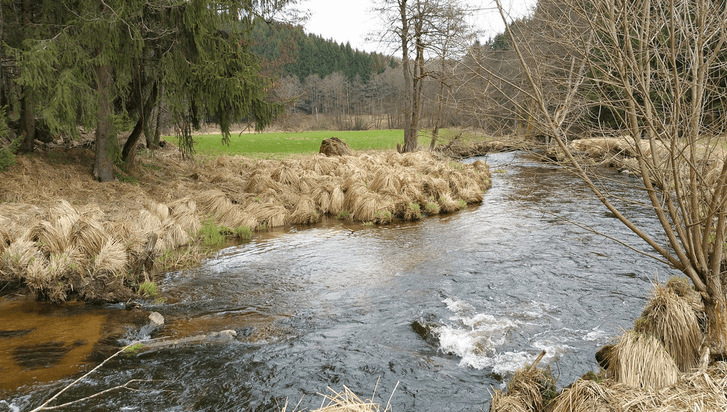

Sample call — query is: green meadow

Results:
[163,129,476,158]
[168,130,407,158]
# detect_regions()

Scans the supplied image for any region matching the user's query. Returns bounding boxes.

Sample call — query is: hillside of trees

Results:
[251,20,393,84]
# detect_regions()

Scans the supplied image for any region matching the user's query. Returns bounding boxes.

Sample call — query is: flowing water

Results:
[1,152,680,411]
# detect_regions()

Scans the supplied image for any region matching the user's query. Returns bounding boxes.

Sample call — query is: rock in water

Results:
[319,137,352,156]
[138,311,165,338]
[149,312,165,328]
[206,330,237,343]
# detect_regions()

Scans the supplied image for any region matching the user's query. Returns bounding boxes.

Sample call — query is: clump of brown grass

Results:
[246,171,279,194]
[71,216,109,258]
[548,362,727,412]
[438,194,463,213]
[245,201,287,228]
[0,146,493,302]
[24,256,51,298]
[2,239,40,281]
[635,283,702,372]
[490,363,557,412]
[368,170,400,196]
[329,186,345,216]
[169,197,202,235]
[93,239,127,276]
[309,386,385,412]
[548,378,613,412]
[606,330,680,389]
[272,163,302,186]
[288,196,319,225]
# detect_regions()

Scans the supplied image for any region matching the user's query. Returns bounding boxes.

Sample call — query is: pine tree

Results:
[4,0,288,181]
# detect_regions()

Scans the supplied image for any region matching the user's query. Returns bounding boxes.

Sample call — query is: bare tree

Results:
[496,0,727,358]
[373,0,471,152]
[426,1,473,150]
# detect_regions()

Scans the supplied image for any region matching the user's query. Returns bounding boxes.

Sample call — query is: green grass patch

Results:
[233,225,253,240]
[138,281,158,298]
[198,217,227,247]
[124,343,144,354]
[197,217,253,248]
[425,201,440,214]
[164,129,437,157]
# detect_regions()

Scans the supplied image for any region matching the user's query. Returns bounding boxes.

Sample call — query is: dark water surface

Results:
[1,152,679,411]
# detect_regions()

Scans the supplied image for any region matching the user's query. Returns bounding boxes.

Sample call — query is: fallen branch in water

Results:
[31,379,154,411]
[30,341,146,411]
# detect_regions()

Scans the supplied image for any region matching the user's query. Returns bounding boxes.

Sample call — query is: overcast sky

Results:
[302,0,537,54]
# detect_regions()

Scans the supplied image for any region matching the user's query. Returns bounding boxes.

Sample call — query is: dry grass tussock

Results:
[606,331,681,389]
[553,136,727,191]
[494,277,726,412]
[635,280,702,372]
[490,361,557,412]
[0,147,490,302]
[280,385,395,412]
[548,363,727,412]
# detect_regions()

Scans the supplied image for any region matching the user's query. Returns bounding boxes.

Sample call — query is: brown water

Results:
[1,152,680,411]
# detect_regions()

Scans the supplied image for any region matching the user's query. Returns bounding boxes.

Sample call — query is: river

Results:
[1,151,679,411]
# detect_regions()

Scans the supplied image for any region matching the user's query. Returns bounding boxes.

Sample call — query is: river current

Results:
[1,151,680,411]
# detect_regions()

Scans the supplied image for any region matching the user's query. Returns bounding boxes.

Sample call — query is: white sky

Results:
[302,0,537,54]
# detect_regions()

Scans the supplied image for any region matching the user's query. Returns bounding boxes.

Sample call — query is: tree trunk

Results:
[429,79,445,151]
[404,29,424,153]
[18,0,34,153]
[399,0,415,153]
[704,275,727,359]
[122,82,158,164]
[94,62,115,182]
[19,93,35,153]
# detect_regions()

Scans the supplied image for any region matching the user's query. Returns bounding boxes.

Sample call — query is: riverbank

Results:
[0,143,491,303]
[490,277,727,412]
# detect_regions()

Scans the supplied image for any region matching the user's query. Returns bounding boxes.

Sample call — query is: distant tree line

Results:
[251,19,393,84]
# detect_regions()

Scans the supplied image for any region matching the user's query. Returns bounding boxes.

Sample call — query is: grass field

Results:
[163,129,468,158]
[166,130,410,158]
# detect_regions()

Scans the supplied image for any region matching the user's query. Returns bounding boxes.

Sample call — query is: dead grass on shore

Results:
[492,278,727,412]
[0,147,491,302]
[546,363,727,412]
[490,366,556,412]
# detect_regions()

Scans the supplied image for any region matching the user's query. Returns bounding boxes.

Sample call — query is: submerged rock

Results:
[411,315,442,346]
[206,329,237,342]
[138,311,165,338]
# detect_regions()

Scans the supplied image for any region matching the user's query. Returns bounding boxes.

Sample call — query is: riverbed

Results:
[1,151,679,411]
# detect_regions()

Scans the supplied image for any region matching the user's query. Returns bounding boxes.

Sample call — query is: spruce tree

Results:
[4,0,289,181]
